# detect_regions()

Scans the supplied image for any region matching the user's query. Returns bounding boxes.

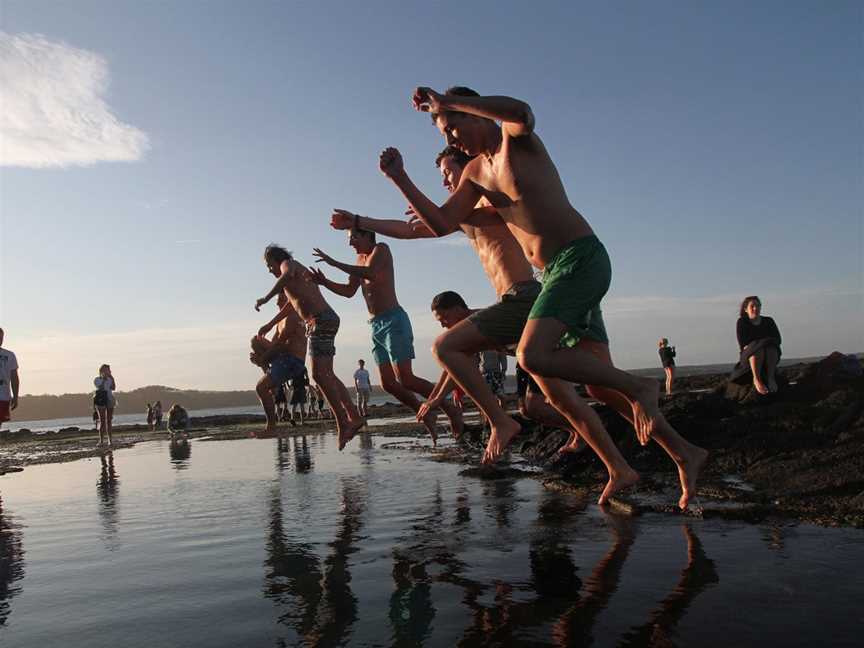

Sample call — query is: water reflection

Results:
[264,463,368,646]
[96,453,120,550]
[0,496,25,627]
[168,439,191,469]
[620,525,720,647]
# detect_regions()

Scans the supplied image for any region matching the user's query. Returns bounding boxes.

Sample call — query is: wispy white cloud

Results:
[0,31,149,168]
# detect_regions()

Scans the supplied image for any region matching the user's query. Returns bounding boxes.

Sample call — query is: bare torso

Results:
[272,301,308,360]
[459,204,536,296]
[358,243,399,316]
[466,132,593,270]
[281,259,332,322]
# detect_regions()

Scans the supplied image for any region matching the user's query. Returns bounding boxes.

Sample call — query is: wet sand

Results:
[2,357,862,528]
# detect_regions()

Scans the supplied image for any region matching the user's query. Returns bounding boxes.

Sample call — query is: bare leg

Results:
[579,339,707,509]
[394,359,464,444]
[518,318,663,441]
[764,347,780,392]
[97,406,107,446]
[748,350,769,394]
[664,367,674,396]
[378,362,439,444]
[256,375,279,434]
[522,390,586,455]
[431,321,521,463]
[106,407,114,447]
[312,355,362,450]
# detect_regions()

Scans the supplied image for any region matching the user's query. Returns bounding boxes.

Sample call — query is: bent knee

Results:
[516,347,546,377]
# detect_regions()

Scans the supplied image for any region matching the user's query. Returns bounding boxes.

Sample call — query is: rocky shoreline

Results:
[2,356,862,528]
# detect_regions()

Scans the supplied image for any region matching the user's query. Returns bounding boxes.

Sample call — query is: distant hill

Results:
[13,384,391,421]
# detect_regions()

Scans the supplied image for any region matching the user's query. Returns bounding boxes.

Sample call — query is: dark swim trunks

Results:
[306,308,340,357]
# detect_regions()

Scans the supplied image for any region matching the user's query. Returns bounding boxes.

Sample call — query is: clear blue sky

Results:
[1,1,861,395]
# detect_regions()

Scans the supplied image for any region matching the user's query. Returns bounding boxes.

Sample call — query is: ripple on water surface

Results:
[0,434,862,647]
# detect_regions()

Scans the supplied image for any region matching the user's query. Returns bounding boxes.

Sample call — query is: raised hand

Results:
[307,266,328,285]
[331,209,356,230]
[312,248,336,266]
[254,297,269,312]
[412,86,443,113]
[379,147,404,179]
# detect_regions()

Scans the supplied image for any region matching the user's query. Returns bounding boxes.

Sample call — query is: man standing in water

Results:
[385,86,706,508]
[256,245,364,449]
[309,227,462,444]
[0,328,19,432]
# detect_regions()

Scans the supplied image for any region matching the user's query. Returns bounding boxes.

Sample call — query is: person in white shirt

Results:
[0,328,20,431]
[353,359,372,417]
[93,364,116,448]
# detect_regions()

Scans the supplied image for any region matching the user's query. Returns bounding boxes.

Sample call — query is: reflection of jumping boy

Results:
[256,245,363,449]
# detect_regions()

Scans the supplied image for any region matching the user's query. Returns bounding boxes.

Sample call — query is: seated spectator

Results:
[167,404,190,439]
[729,296,782,394]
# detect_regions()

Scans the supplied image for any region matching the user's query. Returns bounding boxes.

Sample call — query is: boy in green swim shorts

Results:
[399,85,707,509]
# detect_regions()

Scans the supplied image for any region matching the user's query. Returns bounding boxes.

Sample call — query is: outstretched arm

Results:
[380,148,479,237]
[330,208,442,239]
[312,248,378,281]
[258,300,297,337]
[307,266,361,298]
[417,370,457,421]
[413,87,535,137]
[255,260,295,311]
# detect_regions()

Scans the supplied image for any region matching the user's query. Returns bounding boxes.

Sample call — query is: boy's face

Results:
[265,257,281,277]
[438,156,464,194]
[433,306,468,329]
[348,229,374,254]
[436,112,483,156]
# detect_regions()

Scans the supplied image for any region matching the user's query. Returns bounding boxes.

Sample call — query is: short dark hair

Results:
[431,291,468,311]
[431,86,481,123]
[739,295,761,318]
[264,244,292,265]
[353,227,376,244]
[435,146,473,168]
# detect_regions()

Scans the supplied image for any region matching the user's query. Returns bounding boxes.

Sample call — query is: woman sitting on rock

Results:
[730,296,782,394]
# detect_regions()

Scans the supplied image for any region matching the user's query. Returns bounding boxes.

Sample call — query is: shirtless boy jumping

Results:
[308,227,462,444]
[387,86,707,508]
[255,244,364,450]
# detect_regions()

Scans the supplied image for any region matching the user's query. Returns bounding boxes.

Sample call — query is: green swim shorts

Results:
[528,235,611,348]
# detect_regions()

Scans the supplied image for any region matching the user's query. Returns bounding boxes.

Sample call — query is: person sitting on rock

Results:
[729,296,782,394]
[167,404,190,439]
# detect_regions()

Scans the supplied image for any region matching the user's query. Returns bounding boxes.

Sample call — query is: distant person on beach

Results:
[167,404,189,439]
[390,85,707,505]
[93,364,116,448]
[251,293,308,434]
[255,244,363,448]
[309,223,462,445]
[153,401,163,430]
[0,328,19,432]
[290,367,309,425]
[730,296,782,394]
[146,402,155,430]
[354,360,372,417]
[658,338,676,396]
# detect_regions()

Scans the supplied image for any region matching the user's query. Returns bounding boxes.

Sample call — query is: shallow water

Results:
[0,434,861,647]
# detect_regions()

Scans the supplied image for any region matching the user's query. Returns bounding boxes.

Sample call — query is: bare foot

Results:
[481,417,522,465]
[677,446,709,510]
[598,468,640,506]
[753,378,769,395]
[443,404,464,440]
[556,431,586,455]
[631,378,662,444]
[338,419,365,451]
[421,410,439,445]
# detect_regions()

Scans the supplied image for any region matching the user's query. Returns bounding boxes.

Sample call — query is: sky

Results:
[0,1,861,396]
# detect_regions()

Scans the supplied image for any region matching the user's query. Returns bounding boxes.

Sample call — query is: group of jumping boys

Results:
[251,86,708,509]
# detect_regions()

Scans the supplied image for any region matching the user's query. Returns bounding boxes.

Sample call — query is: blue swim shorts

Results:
[370,306,416,366]
[268,353,306,385]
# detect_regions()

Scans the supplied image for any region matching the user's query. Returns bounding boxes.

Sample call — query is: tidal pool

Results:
[0,433,861,647]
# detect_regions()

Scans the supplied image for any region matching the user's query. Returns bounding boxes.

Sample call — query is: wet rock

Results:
[58,426,80,434]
